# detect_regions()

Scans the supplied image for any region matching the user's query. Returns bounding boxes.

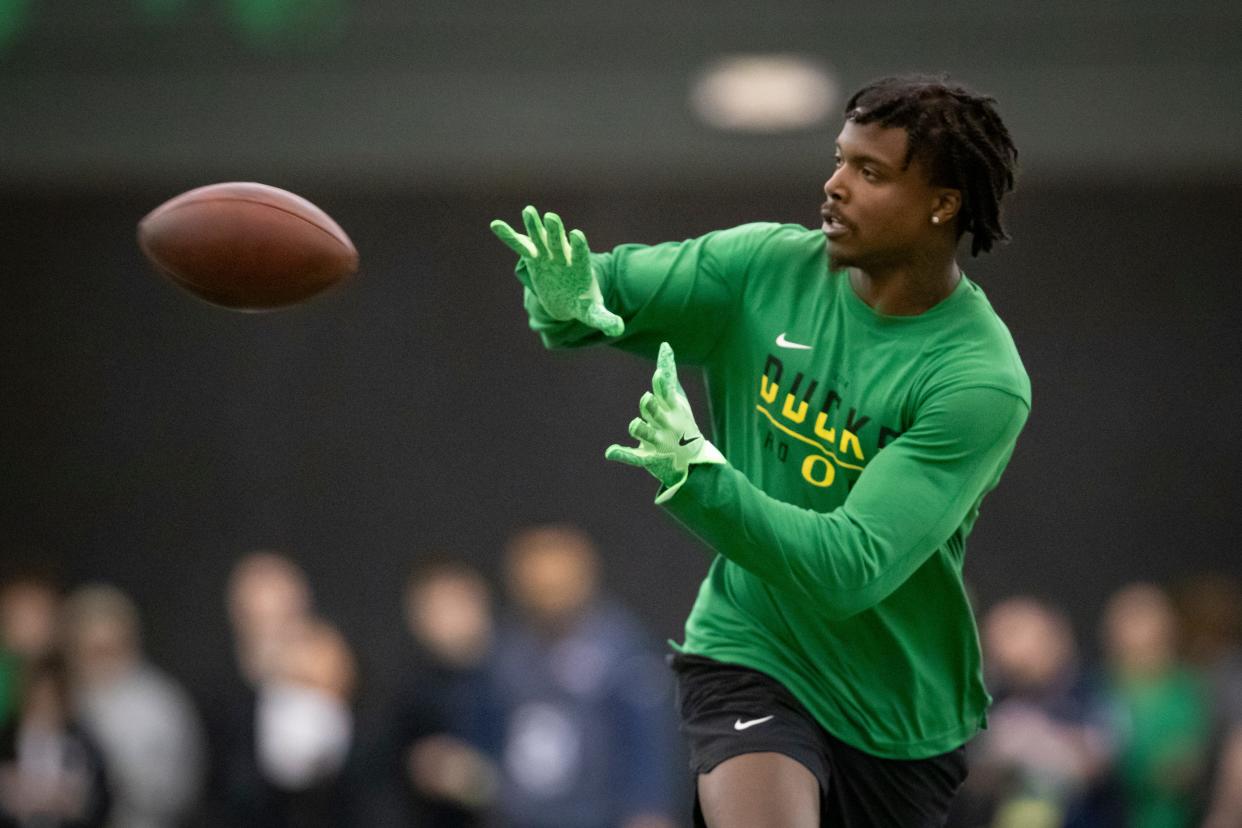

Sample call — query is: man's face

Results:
[822,120,946,271]
[0,583,58,659]
[506,543,597,628]
[406,574,492,665]
[227,556,310,637]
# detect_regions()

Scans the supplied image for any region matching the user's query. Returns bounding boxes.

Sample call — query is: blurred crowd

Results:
[1,531,1240,828]
[947,575,1242,828]
[0,525,678,828]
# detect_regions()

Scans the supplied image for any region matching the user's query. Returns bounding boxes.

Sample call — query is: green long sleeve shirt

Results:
[520,222,1031,759]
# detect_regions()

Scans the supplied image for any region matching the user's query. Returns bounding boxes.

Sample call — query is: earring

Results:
[931,216,941,224]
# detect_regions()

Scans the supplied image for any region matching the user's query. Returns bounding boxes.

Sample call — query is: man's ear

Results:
[931,188,962,225]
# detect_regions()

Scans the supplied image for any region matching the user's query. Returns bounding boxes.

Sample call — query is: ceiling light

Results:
[691,54,838,133]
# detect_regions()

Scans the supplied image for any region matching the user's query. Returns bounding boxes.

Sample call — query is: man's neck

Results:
[848,256,962,316]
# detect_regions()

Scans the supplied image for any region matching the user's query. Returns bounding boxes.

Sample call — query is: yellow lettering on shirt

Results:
[760,375,779,404]
[840,429,865,461]
[813,411,836,443]
[782,393,809,424]
[801,455,836,488]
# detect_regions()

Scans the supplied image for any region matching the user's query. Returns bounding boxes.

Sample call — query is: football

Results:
[137,182,358,311]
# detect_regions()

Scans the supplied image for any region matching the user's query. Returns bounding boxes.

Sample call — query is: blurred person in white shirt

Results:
[215,551,357,827]
[61,584,205,828]
[256,617,356,794]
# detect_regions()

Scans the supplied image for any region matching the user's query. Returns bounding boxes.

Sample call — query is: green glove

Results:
[605,342,725,503]
[490,205,625,337]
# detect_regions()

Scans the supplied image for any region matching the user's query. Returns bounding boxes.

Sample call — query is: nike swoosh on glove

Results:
[605,342,725,503]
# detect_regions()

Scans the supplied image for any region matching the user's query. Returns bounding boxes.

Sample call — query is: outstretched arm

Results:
[607,344,1029,619]
[492,211,785,365]
[491,205,624,336]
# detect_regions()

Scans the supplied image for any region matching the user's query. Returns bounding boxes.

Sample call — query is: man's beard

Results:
[827,245,860,271]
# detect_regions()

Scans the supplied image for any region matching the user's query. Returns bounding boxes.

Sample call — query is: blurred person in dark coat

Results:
[383,559,501,827]
[948,596,1116,828]
[208,551,357,828]
[60,584,205,828]
[492,525,678,828]
[0,656,110,828]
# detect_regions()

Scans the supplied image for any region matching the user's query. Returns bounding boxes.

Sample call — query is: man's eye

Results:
[862,167,879,181]
[833,156,843,167]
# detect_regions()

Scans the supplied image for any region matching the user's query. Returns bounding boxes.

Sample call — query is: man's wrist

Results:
[654,446,724,504]
[654,468,691,505]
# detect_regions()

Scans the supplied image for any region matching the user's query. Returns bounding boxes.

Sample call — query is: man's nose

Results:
[824,170,845,201]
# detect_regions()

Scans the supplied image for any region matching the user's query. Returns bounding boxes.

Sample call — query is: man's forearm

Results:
[659,463,932,619]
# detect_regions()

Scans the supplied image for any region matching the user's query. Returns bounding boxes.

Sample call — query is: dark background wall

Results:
[4,179,1241,702]
[1,0,1240,709]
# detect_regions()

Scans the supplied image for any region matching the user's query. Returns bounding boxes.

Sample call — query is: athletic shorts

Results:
[670,653,969,828]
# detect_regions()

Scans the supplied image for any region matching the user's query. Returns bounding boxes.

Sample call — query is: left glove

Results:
[605,342,725,503]
[490,206,625,337]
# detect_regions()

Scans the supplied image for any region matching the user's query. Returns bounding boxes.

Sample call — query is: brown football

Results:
[137,182,358,311]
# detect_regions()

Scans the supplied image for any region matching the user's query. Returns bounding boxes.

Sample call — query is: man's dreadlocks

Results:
[845,74,1018,257]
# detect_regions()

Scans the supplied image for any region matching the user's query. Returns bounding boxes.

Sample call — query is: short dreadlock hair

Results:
[845,74,1018,256]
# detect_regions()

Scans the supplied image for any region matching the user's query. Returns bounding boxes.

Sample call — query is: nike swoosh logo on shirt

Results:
[733,715,775,731]
[678,434,701,447]
[775,333,812,350]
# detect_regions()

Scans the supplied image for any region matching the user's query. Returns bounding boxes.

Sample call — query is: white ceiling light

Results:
[691,54,839,133]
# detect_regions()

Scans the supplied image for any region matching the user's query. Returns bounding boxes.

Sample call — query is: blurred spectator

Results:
[256,618,356,795]
[0,655,110,827]
[1202,725,1242,828]
[492,525,677,828]
[1171,573,1242,671]
[383,559,500,826]
[60,584,205,828]
[1170,573,1242,828]
[0,578,61,728]
[209,551,358,827]
[1101,582,1210,828]
[949,596,1115,828]
[226,552,313,687]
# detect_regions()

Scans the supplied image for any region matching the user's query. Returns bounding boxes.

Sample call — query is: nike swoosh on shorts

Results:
[733,715,775,731]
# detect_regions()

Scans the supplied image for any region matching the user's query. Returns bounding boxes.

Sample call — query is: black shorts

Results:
[671,653,969,828]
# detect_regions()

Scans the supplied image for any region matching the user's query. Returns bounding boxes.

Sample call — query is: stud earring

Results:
[931,216,940,224]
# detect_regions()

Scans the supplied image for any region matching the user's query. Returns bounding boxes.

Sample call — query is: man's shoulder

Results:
[924,283,1031,405]
[710,221,819,254]
[709,223,823,290]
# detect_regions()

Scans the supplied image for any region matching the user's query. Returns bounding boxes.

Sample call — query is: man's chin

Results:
[827,247,858,271]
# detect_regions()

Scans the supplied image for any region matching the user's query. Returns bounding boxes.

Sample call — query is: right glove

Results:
[605,342,726,503]
[490,205,625,337]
